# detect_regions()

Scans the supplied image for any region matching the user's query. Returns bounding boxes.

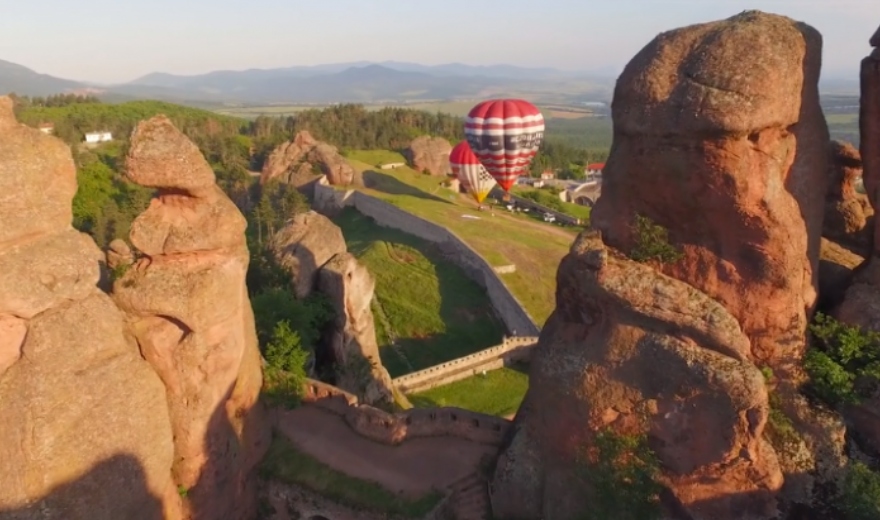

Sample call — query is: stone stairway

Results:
[447,472,491,520]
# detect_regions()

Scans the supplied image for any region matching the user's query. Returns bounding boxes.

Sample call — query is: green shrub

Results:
[262,321,310,408]
[629,214,683,264]
[842,461,880,520]
[805,313,880,406]
[576,429,663,520]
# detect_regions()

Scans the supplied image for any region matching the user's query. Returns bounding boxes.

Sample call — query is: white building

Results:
[84,131,113,144]
[38,124,54,135]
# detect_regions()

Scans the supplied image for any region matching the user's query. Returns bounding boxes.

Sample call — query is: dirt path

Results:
[275,406,496,497]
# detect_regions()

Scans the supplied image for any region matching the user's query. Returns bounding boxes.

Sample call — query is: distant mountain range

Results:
[0,59,616,105]
[0,58,859,107]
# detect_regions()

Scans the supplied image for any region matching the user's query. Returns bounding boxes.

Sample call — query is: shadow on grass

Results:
[407,364,531,417]
[362,169,454,205]
[333,207,506,377]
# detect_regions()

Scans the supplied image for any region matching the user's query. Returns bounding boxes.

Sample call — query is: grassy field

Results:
[408,365,530,417]
[333,208,506,377]
[343,154,578,325]
[260,433,442,517]
[826,111,860,145]
[346,149,408,166]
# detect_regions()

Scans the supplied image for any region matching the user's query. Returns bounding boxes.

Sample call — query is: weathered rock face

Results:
[834,24,880,459]
[0,97,181,519]
[862,28,880,246]
[824,140,872,254]
[403,136,452,176]
[490,233,782,520]
[818,238,865,312]
[591,10,828,374]
[270,212,394,405]
[271,211,346,299]
[112,115,269,520]
[319,252,394,404]
[261,130,358,188]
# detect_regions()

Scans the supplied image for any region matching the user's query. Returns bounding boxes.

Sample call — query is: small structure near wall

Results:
[84,131,113,144]
[378,162,405,170]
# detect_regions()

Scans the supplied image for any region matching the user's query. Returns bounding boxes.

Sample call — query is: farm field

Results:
[408,365,530,417]
[343,151,578,326]
[333,207,505,377]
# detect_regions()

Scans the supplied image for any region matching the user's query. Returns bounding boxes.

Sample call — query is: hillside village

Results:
[1,8,880,520]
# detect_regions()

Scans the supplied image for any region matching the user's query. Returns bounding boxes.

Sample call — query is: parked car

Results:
[543,212,556,223]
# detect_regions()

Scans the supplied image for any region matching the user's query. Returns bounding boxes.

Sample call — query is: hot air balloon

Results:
[449,140,497,206]
[464,99,545,193]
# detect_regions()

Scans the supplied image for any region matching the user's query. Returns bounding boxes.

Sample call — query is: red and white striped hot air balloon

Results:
[449,140,497,204]
[463,99,545,193]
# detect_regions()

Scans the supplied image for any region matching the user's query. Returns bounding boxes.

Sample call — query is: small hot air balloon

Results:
[464,99,545,193]
[449,140,497,205]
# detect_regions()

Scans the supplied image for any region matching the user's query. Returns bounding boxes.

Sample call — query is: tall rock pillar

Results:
[112,116,270,520]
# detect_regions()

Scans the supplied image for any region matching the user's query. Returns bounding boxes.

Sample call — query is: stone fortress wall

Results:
[302,378,512,447]
[314,176,542,337]
[391,336,538,394]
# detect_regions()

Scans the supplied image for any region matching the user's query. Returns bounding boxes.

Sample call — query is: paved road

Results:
[275,406,496,497]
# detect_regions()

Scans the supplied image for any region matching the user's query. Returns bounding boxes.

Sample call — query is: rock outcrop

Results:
[271,211,394,405]
[403,135,452,176]
[590,10,828,375]
[833,28,880,457]
[271,211,347,299]
[823,140,872,254]
[112,115,269,520]
[319,253,394,405]
[261,130,358,188]
[493,12,831,520]
[862,27,880,244]
[0,97,181,518]
[490,233,782,520]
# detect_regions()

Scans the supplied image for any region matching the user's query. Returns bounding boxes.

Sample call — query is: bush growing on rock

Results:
[842,461,880,520]
[805,313,880,406]
[629,214,683,264]
[576,429,663,520]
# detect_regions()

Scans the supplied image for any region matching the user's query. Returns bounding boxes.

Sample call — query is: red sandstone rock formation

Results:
[824,140,872,254]
[492,11,832,519]
[261,130,358,188]
[271,211,394,405]
[403,135,452,176]
[590,10,828,375]
[834,27,880,457]
[112,116,269,520]
[271,210,347,299]
[0,97,181,519]
[490,233,782,520]
[862,27,880,244]
[319,252,394,405]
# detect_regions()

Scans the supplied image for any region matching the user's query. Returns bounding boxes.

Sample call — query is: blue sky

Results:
[1,0,874,83]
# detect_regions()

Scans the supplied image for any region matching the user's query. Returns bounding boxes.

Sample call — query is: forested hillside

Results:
[13,96,608,242]
[9,93,612,409]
